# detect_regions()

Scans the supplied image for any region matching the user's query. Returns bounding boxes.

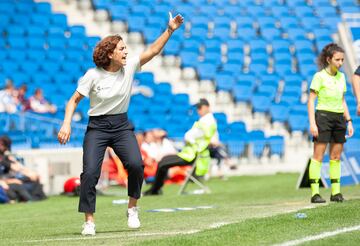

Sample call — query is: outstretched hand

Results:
[168,12,184,31]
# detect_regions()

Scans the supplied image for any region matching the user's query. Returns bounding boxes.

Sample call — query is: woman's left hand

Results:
[347,121,354,138]
[168,12,184,31]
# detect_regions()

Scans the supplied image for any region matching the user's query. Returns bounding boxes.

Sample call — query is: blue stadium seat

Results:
[203,37,222,53]
[213,112,228,126]
[143,25,162,44]
[257,85,277,100]
[251,92,272,113]
[213,16,232,29]
[236,27,257,41]
[227,38,245,53]
[180,51,199,68]
[30,14,51,28]
[268,135,285,157]
[6,25,26,37]
[50,13,67,28]
[127,15,146,33]
[197,62,217,81]
[262,27,282,42]
[46,49,66,62]
[7,37,26,49]
[270,102,290,123]
[131,4,152,17]
[215,72,235,92]
[233,84,253,102]
[229,121,247,134]
[213,26,231,42]
[199,4,218,16]
[294,6,315,18]
[271,6,290,18]
[258,16,278,29]
[287,28,308,40]
[272,38,292,53]
[27,37,45,50]
[235,16,254,28]
[175,3,196,19]
[8,50,26,62]
[248,130,266,157]
[301,16,321,31]
[15,2,35,14]
[260,73,280,87]
[190,26,209,41]
[279,16,300,30]
[288,114,308,133]
[203,51,222,66]
[247,5,266,17]
[236,73,257,88]
[226,140,246,157]
[155,82,172,95]
[163,38,181,56]
[110,5,129,22]
[67,37,86,50]
[35,2,52,14]
[147,15,167,29]
[250,62,268,75]
[287,0,308,7]
[226,51,244,69]
[249,39,268,54]
[27,49,46,62]
[219,65,239,80]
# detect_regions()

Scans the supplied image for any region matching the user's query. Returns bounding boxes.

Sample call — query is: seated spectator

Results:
[141,130,159,161]
[29,88,57,114]
[0,80,18,113]
[144,98,217,195]
[152,129,177,161]
[0,136,46,201]
[15,84,31,111]
[136,132,158,183]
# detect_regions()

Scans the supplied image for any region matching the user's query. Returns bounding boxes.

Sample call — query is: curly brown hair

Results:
[317,43,344,70]
[93,35,123,68]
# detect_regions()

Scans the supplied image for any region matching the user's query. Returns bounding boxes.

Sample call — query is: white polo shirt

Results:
[76,56,140,116]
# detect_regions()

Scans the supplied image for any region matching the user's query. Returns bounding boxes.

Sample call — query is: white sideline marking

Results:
[22,230,200,243]
[275,224,360,246]
[209,222,231,228]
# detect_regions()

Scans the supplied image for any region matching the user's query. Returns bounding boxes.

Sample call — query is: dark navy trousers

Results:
[78,113,144,213]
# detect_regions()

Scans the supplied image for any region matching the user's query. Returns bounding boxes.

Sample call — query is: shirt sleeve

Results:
[126,56,141,76]
[310,72,322,92]
[76,70,93,97]
[355,66,360,76]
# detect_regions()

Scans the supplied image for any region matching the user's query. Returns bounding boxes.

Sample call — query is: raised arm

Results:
[140,13,183,66]
[57,91,84,144]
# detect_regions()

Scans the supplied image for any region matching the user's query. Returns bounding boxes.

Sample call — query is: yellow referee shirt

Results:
[310,69,346,113]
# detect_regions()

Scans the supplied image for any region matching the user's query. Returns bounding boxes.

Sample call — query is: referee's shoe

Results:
[330,193,344,202]
[311,194,326,203]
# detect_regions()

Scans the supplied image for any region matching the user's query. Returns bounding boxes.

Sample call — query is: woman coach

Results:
[57,13,183,235]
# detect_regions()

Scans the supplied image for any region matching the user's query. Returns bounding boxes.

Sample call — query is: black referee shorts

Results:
[313,110,347,143]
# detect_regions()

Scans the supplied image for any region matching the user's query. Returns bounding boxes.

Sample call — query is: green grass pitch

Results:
[1,173,360,245]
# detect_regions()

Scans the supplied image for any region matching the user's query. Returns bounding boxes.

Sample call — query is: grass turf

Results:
[1,173,360,245]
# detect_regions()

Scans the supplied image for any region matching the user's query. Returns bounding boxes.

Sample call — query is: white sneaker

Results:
[127,207,141,229]
[81,221,96,236]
